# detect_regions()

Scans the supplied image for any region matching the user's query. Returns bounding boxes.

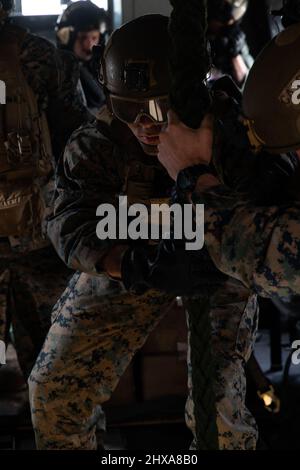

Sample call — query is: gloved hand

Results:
[211,23,246,65]
[217,23,246,58]
[121,240,228,296]
[120,244,154,295]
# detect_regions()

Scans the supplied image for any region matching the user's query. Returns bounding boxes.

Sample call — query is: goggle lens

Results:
[110,95,170,124]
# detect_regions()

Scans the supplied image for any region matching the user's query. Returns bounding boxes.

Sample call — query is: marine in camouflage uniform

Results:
[155,20,300,303]
[28,14,300,451]
[192,188,300,300]
[55,1,108,117]
[196,19,300,300]
[28,110,258,450]
[0,3,91,378]
[27,14,275,451]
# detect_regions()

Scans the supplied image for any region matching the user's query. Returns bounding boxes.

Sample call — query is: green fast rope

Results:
[168,0,211,127]
[168,0,219,450]
[187,296,219,450]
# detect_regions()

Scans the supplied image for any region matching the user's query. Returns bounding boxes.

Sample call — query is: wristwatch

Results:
[176,163,214,193]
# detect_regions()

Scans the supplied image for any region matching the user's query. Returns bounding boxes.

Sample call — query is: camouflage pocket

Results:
[0,184,44,238]
[234,294,259,362]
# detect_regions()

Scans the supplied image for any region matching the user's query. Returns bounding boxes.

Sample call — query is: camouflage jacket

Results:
[190,88,300,300]
[19,26,92,159]
[0,23,92,255]
[192,178,300,299]
[47,108,173,274]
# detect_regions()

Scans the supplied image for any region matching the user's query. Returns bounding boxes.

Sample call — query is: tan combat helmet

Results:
[99,14,170,100]
[0,0,14,23]
[56,0,108,50]
[243,22,300,153]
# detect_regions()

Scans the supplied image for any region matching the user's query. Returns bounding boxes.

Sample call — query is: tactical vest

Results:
[97,107,172,204]
[0,25,52,246]
[96,108,173,240]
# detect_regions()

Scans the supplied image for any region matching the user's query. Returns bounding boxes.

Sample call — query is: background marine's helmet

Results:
[56,0,107,50]
[0,0,14,22]
[243,22,300,153]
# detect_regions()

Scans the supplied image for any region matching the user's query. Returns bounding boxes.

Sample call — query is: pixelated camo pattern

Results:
[0,247,71,378]
[194,186,300,299]
[186,279,258,450]
[29,274,258,450]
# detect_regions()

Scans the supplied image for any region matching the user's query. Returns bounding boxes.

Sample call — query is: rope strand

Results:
[168,0,219,450]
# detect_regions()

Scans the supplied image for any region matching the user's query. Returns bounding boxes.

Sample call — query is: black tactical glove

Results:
[121,240,228,296]
[211,23,247,66]
[121,244,154,295]
[222,23,247,58]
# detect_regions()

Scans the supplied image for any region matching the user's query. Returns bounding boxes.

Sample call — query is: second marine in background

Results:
[56,0,108,116]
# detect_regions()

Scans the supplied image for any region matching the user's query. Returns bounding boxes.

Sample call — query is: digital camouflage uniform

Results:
[192,183,300,300]
[0,22,91,377]
[193,11,300,300]
[29,108,260,450]
[186,278,258,450]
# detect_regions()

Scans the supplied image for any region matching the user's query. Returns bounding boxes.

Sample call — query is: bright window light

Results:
[22,0,65,15]
[21,0,108,16]
[90,0,108,8]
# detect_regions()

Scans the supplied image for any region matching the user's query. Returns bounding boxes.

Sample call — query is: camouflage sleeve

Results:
[193,186,300,299]
[21,34,93,158]
[47,123,123,275]
[48,49,95,159]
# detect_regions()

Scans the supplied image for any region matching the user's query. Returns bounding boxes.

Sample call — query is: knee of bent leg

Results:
[27,358,59,411]
[28,367,46,410]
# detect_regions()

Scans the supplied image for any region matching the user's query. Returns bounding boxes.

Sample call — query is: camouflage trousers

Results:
[28,272,258,450]
[186,283,258,450]
[0,245,71,378]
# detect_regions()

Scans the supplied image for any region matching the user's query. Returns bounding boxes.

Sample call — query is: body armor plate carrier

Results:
[0,25,52,246]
